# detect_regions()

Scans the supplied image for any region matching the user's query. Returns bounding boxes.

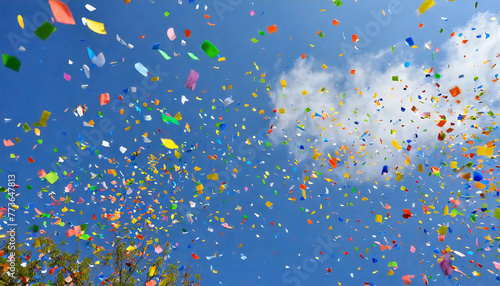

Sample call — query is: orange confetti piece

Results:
[332,19,340,26]
[267,24,278,34]
[328,157,337,168]
[449,86,461,97]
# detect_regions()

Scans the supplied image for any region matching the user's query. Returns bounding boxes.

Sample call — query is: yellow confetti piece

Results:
[395,172,403,181]
[312,152,322,160]
[375,215,382,223]
[196,184,204,193]
[86,19,107,34]
[160,138,178,149]
[149,266,156,277]
[476,146,494,156]
[392,139,402,150]
[174,112,182,121]
[174,150,182,159]
[265,201,273,208]
[417,0,435,15]
[17,15,24,29]
[207,173,219,180]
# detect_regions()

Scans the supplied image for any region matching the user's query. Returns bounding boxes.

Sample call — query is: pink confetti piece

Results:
[64,73,71,81]
[3,139,14,147]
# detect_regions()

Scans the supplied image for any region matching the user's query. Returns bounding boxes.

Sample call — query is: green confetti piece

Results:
[187,52,199,60]
[80,234,90,240]
[259,31,265,36]
[434,73,441,79]
[161,113,179,125]
[334,0,343,6]
[158,49,171,60]
[494,208,500,219]
[437,225,448,235]
[250,38,259,43]
[392,76,399,81]
[170,204,178,210]
[2,54,21,71]
[318,32,325,38]
[34,21,56,40]
[388,261,398,267]
[23,123,31,132]
[44,171,59,184]
[201,40,219,58]
[164,11,170,17]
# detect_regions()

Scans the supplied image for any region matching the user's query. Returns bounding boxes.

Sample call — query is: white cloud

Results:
[269,13,499,182]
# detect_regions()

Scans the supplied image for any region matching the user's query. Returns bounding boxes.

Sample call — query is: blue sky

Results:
[1,0,500,285]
